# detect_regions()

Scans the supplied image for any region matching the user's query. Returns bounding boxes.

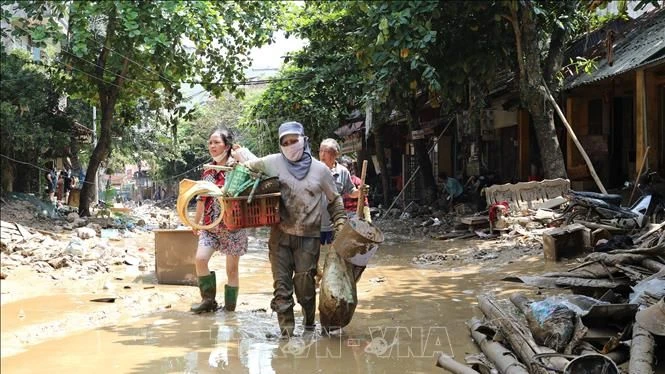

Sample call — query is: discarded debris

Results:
[466,224,665,374]
[90,297,116,303]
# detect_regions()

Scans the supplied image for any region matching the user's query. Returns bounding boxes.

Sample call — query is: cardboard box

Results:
[154,229,198,285]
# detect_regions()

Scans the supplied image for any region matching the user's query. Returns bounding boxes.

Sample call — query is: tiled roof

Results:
[565,8,665,89]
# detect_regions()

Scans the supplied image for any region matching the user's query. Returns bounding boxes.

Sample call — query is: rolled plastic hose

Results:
[176,179,225,230]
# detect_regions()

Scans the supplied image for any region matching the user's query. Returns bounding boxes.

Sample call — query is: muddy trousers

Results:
[268,228,320,336]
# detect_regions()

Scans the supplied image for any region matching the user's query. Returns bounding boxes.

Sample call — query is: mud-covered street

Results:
[1,207,568,374]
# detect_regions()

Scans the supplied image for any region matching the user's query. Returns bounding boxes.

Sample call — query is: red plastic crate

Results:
[221,193,281,230]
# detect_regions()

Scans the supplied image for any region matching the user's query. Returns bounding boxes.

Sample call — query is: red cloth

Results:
[343,175,369,212]
[200,161,226,226]
[489,201,509,223]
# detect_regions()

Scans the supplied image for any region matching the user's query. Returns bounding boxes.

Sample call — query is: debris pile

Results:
[437,224,665,373]
[0,195,184,280]
[1,220,152,279]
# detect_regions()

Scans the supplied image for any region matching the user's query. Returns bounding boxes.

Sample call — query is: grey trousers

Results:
[268,227,320,314]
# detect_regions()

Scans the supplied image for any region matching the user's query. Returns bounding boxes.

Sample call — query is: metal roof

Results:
[565,8,665,90]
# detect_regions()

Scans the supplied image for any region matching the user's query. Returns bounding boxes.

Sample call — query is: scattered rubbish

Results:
[412,253,459,265]
[461,224,665,374]
[100,229,121,241]
[90,297,116,303]
[368,276,385,284]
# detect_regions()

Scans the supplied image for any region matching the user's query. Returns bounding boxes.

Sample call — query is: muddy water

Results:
[2,231,568,373]
[1,294,107,331]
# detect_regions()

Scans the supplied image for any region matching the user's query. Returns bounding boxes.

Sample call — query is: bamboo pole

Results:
[542,82,607,194]
[435,353,480,374]
[356,160,368,217]
[468,318,529,374]
[477,295,568,374]
[629,322,655,374]
[629,146,650,205]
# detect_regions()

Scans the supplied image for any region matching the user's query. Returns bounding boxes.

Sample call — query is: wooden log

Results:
[584,252,649,266]
[468,318,529,374]
[629,322,655,374]
[641,259,665,273]
[477,295,568,373]
[435,353,480,374]
[629,146,650,206]
[609,243,665,256]
[635,222,665,244]
[502,275,626,289]
[540,263,620,279]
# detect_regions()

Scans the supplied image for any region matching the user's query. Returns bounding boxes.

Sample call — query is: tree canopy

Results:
[2,0,283,215]
[0,46,73,192]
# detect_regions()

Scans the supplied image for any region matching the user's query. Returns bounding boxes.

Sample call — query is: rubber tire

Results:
[565,207,601,225]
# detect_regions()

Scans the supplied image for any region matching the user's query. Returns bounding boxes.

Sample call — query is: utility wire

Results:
[0,152,210,186]
[0,153,97,186]
[59,47,156,92]
[11,20,311,88]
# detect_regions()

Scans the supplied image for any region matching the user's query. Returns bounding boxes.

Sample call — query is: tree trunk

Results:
[16,153,33,193]
[526,91,567,178]
[511,3,567,180]
[78,103,114,216]
[1,159,13,193]
[373,123,391,205]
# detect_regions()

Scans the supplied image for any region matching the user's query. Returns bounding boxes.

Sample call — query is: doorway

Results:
[610,96,634,187]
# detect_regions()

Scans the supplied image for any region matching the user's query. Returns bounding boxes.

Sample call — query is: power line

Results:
[11,21,311,88]
[0,152,207,186]
[0,153,97,185]
[59,47,156,92]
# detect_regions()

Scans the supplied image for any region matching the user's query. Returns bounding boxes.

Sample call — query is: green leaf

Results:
[379,17,388,31]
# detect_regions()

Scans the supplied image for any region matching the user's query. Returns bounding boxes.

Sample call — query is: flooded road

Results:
[2,230,568,373]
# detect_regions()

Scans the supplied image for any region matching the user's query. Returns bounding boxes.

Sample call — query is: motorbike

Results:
[562,171,665,232]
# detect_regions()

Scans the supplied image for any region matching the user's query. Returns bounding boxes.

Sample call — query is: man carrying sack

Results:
[243,121,347,337]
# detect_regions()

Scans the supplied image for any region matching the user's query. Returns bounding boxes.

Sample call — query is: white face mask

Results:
[213,153,227,163]
[280,137,304,162]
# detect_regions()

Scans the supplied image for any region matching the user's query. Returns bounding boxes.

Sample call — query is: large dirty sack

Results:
[526,298,576,352]
[319,250,357,331]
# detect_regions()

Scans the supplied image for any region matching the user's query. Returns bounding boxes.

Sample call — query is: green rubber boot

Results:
[224,285,239,311]
[190,271,218,314]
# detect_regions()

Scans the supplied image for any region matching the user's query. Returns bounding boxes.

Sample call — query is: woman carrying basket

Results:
[191,127,248,314]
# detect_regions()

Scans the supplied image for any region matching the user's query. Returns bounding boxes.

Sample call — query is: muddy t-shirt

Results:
[244,154,340,238]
